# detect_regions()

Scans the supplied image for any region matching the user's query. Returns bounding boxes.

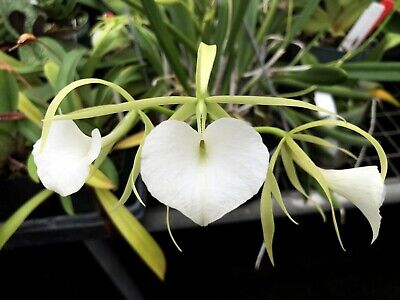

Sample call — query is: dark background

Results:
[1,200,399,300]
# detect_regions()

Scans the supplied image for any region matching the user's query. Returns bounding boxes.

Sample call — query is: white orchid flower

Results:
[319,166,385,243]
[140,117,269,226]
[32,120,102,197]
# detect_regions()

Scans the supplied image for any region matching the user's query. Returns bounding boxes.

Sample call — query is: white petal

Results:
[32,120,102,197]
[140,118,269,226]
[319,166,385,243]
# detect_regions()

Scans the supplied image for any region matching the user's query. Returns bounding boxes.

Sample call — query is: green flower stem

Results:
[48,96,197,121]
[102,110,139,147]
[255,126,286,138]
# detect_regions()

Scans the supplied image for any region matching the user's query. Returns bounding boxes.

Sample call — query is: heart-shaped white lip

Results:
[140,118,270,226]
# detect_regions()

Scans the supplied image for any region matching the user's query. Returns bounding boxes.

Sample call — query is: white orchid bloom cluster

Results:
[33,43,387,263]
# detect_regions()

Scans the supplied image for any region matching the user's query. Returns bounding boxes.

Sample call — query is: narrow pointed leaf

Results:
[95,189,166,280]
[86,167,115,190]
[140,0,190,93]
[114,131,145,150]
[0,189,53,249]
[17,92,43,127]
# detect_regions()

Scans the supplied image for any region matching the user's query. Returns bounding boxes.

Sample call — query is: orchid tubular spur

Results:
[32,120,102,197]
[140,118,270,226]
[319,166,385,243]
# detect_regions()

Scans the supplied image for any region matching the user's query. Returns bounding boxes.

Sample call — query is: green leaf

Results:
[213,0,229,70]
[134,24,163,75]
[43,61,60,89]
[24,83,55,104]
[99,157,119,187]
[59,196,74,216]
[0,70,18,167]
[56,48,86,91]
[224,0,250,54]
[342,62,400,82]
[0,70,18,115]
[17,92,43,128]
[0,189,53,249]
[114,131,144,150]
[97,65,143,106]
[367,32,400,61]
[166,2,196,43]
[288,0,320,43]
[282,66,348,85]
[86,167,115,190]
[256,0,280,42]
[95,189,166,280]
[274,78,371,100]
[17,119,41,143]
[140,0,190,93]
[0,50,25,67]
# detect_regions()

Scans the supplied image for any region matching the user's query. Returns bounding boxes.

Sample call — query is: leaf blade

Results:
[0,189,53,249]
[95,189,166,280]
